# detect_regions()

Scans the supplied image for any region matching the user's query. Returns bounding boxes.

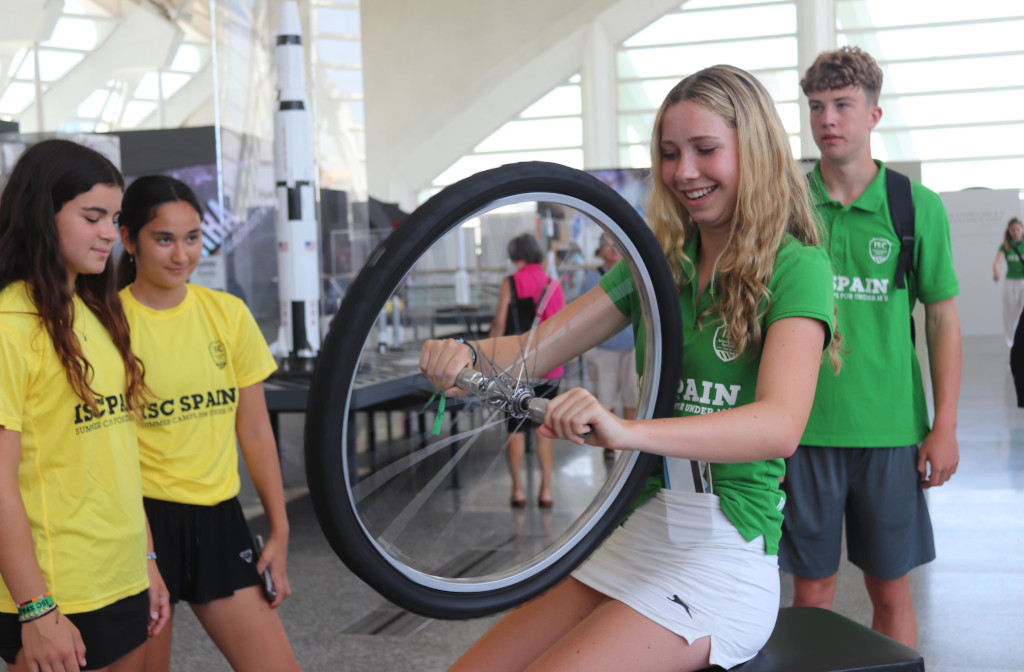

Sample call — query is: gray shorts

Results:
[778,445,935,581]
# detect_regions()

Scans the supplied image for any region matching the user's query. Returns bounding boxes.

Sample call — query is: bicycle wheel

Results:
[305,161,681,619]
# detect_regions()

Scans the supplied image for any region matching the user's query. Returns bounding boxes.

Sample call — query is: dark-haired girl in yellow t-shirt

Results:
[116,174,301,672]
[0,139,170,671]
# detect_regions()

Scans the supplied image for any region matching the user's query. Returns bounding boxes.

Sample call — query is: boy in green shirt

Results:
[778,46,962,649]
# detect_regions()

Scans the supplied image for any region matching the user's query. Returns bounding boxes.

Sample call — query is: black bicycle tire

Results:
[305,161,681,619]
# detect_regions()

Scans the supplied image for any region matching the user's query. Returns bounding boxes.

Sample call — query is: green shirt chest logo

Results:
[712,325,740,362]
[869,237,892,264]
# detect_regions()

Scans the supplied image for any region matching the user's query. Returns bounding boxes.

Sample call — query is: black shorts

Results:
[0,590,148,669]
[145,496,262,605]
[507,381,559,434]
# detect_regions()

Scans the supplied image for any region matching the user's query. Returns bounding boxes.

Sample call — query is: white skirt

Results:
[572,489,779,669]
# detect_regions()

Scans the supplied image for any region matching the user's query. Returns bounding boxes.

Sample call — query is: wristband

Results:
[146,552,158,560]
[17,593,56,623]
[452,337,477,367]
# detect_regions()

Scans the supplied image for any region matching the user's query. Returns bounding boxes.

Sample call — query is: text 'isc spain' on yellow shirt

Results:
[121,284,277,505]
[0,281,147,613]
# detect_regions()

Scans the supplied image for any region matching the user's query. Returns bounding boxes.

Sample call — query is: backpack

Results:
[504,275,550,336]
[885,168,915,290]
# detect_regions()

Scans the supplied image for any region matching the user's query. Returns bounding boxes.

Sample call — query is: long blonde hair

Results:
[647,64,841,370]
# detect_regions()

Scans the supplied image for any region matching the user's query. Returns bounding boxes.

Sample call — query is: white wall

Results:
[940,189,1021,337]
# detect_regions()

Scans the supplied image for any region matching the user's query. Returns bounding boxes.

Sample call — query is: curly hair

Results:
[0,139,150,416]
[646,64,841,371]
[801,46,883,106]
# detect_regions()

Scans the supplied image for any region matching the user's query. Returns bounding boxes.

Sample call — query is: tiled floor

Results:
[167,335,1022,671]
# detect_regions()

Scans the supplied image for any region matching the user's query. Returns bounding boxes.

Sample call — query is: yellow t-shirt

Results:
[121,284,277,505]
[0,281,148,613]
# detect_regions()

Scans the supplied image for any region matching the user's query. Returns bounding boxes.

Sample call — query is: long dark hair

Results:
[0,139,148,414]
[117,174,204,289]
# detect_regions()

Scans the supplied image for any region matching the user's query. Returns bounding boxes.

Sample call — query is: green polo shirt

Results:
[601,234,834,554]
[801,161,959,447]
[1001,243,1024,280]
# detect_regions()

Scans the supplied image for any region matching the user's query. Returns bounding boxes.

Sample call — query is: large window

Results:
[617,0,801,168]
[837,0,1024,192]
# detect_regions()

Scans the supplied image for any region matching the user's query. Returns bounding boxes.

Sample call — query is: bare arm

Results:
[488,277,510,338]
[144,516,170,637]
[994,249,1005,281]
[918,297,962,487]
[425,284,631,394]
[542,316,826,462]
[235,382,291,606]
[0,427,86,669]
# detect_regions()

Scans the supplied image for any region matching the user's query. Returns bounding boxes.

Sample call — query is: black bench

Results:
[700,607,924,672]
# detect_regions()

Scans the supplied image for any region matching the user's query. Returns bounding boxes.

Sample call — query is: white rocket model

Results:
[274,0,320,361]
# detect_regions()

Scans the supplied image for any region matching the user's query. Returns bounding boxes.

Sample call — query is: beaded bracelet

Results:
[17,593,56,623]
[146,552,158,560]
[452,337,477,367]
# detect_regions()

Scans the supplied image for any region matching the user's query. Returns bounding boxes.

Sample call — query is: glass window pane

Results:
[169,44,206,73]
[134,73,159,100]
[160,72,191,98]
[316,8,361,34]
[876,124,1024,162]
[880,55,1024,96]
[618,113,655,148]
[841,20,1024,61]
[317,39,363,65]
[76,89,110,117]
[618,37,797,79]
[837,0,1023,29]
[620,144,652,169]
[474,118,582,153]
[878,90,1024,130]
[923,158,1024,193]
[42,17,99,50]
[325,68,363,95]
[0,82,35,115]
[626,5,795,46]
[618,79,676,113]
[521,85,581,118]
[120,100,156,127]
[37,51,83,81]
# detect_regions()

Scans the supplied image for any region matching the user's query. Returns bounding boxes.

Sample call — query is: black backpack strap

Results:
[885,168,915,290]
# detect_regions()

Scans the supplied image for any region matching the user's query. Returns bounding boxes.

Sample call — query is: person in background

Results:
[421,64,840,671]
[579,233,638,459]
[0,139,169,672]
[993,216,1024,347]
[117,175,301,672]
[779,46,962,649]
[488,233,565,508]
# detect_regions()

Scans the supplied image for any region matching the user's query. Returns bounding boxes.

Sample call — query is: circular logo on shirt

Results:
[209,341,227,369]
[869,237,892,264]
[712,325,739,362]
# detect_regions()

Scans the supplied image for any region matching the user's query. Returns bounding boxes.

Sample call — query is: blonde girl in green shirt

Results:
[420,65,841,672]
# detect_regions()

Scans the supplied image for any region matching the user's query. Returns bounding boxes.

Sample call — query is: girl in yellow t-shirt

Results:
[116,175,300,672]
[0,139,170,671]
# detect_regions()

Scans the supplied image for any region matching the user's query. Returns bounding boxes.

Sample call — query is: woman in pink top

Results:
[489,234,564,508]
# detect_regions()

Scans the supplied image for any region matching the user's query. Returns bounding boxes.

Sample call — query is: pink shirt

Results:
[512,263,564,379]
